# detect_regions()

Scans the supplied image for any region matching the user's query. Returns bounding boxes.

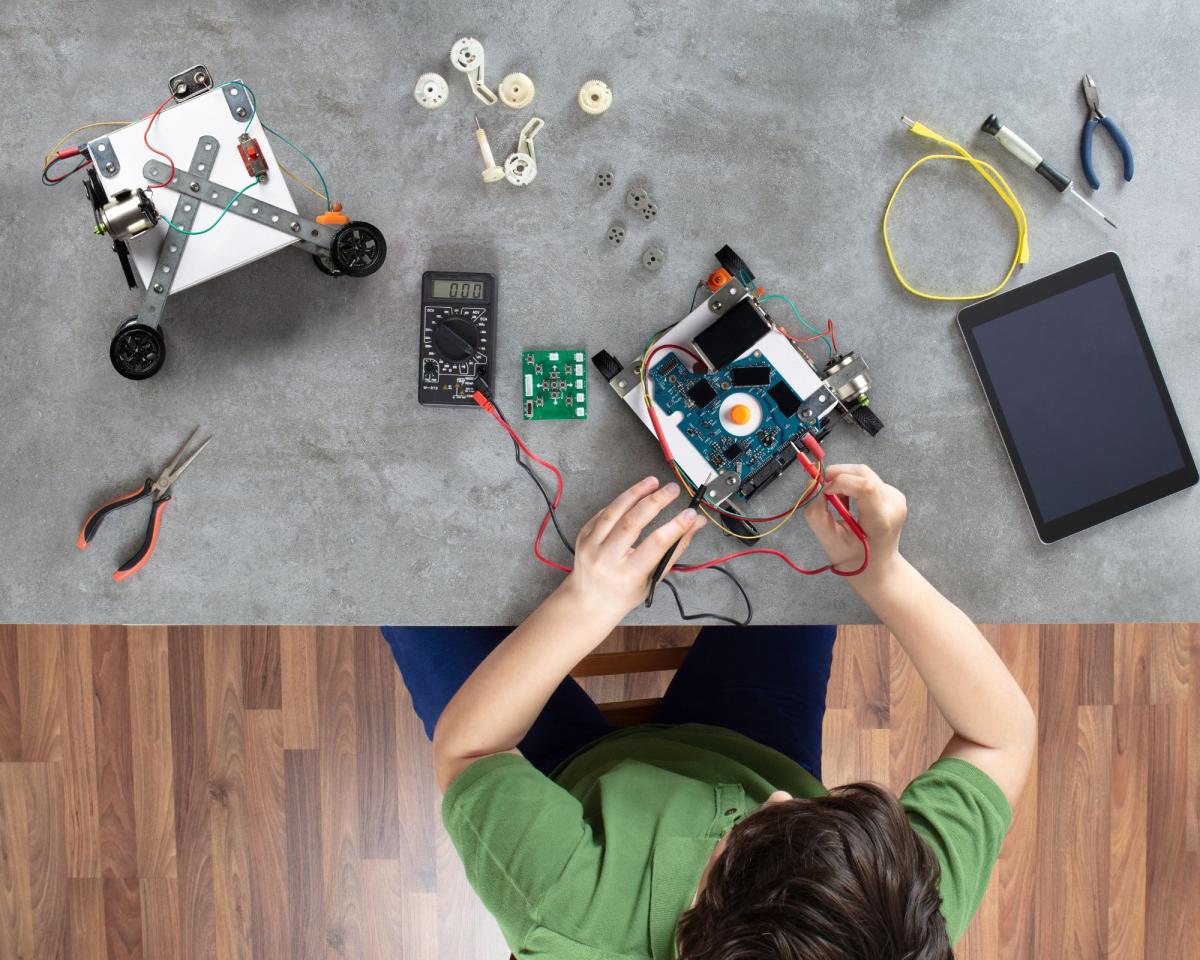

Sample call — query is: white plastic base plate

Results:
[619,294,834,488]
[96,84,299,294]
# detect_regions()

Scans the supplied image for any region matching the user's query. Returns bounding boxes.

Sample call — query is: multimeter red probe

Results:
[472,389,869,579]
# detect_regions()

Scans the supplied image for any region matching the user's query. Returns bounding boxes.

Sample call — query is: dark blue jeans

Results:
[381,625,836,781]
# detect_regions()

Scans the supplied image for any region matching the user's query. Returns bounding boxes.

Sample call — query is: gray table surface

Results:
[2,0,1197,626]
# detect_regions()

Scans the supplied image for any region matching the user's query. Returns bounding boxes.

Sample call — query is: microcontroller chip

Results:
[767,379,802,418]
[724,441,743,461]
[687,380,718,408]
[731,365,772,386]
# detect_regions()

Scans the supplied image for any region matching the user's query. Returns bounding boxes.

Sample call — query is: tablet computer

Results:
[957,252,1196,543]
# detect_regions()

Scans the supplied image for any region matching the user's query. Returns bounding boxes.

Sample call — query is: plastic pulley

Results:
[450,37,484,72]
[499,72,535,109]
[110,319,165,380]
[641,247,666,271]
[413,73,449,109]
[606,223,626,246]
[578,79,612,115]
[626,184,652,210]
[595,169,614,190]
[504,152,537,186]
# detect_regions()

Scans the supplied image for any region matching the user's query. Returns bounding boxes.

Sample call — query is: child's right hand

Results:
[804,464,907,580]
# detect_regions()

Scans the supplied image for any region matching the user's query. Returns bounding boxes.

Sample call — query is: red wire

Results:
[473,392,572,573]
[143,94,176,188]
[641,342,869,576]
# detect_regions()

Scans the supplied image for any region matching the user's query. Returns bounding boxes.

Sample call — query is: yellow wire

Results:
[637,331,820,540]
[44,121,133,165]
[883,119,1030,301]
[277,160,329,201]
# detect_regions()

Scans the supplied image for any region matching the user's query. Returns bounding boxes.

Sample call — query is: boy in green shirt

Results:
[383,464,1035,959]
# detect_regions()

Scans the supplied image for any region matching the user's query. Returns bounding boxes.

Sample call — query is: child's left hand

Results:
[562,476,706,620]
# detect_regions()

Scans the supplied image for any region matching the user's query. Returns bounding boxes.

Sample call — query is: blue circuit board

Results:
[649,353,825,492]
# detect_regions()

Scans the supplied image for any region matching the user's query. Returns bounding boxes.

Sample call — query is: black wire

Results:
[42,153,90,186]
[489,397,753,626]
[659,567,753,626]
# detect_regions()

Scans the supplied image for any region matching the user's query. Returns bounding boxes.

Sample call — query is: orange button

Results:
[729,404,751,425]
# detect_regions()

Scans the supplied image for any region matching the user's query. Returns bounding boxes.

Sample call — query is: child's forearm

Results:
[852,556,1034,754]
[431,579,622,790]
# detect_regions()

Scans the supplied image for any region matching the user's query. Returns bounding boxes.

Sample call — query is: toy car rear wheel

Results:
[312,252,342,276]
[110,320,165,380]
[330,221,387,278]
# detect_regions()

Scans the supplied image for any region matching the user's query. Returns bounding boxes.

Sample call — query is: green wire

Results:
[218,78,332,209]
[262,122,331,210]
[160,179,259,235]
[759,294,834,357]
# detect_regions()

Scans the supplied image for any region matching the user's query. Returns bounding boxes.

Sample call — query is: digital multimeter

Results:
[418,270,496,406]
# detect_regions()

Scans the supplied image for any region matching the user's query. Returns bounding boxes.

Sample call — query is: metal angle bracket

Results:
[220,80,254,123]
[88,135,120,178]
[143,153,338,256]
[136,137,220,326]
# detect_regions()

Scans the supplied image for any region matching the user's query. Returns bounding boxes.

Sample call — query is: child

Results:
[383,465,1035,959]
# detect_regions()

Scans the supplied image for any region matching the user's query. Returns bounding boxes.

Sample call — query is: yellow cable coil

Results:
[883,118,1029,301]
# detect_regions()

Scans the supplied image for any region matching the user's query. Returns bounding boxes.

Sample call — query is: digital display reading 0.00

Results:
[431,278,485,301]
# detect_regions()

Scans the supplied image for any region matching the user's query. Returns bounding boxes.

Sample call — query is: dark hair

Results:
[676,783,951,960]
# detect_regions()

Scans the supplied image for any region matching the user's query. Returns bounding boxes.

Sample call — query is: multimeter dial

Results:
[419,271,497,406]
[431,316,481,362]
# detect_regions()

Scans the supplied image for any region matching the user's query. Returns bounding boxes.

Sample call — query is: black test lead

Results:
[981,114,1117,229]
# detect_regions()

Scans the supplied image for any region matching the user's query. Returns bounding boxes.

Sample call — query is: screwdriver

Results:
[981,114,1116,228]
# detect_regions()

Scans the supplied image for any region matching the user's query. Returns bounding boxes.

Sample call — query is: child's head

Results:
[677,783,950,960]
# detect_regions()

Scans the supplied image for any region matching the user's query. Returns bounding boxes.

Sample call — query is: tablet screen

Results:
[959,254,1195,541]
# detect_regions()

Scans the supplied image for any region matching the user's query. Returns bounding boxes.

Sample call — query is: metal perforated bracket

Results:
[136,137,220,326]
[220,81,253,122]
[88,135,120,178]
[143,153,337,256]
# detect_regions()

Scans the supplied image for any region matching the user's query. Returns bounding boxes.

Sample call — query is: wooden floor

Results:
[0,624,1196,960]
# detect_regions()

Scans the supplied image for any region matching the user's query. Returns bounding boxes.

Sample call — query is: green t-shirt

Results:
[443,723,1011,959]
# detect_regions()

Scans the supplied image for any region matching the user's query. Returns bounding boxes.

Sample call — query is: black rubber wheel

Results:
[330,221,387,278]
[110,320,165,380]
[312,252,342,276]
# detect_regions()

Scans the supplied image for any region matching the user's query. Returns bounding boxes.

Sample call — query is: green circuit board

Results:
[523,350,588,420]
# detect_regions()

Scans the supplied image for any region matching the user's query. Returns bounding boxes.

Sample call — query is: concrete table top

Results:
[2,0,1197,625]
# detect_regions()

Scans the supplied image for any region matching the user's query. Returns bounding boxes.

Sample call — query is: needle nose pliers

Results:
[77,428,211,581]
[1081,73,1134,190]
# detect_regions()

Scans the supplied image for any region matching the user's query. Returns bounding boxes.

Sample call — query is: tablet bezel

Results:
[957,252,1197,543]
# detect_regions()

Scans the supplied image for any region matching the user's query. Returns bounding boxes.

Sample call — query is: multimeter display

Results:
[419,270,496,406]
[430,278,485,300]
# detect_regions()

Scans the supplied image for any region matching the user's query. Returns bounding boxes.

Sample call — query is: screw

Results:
[152,282,164,293]
[236,106,247,118]
[104,162,115,173]
[725,476,737,486]
[290,221,300,232]
[189,181,200,192]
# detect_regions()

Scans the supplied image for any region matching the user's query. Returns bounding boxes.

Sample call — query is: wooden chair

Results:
[570,644,692,725]
[505,641,694,959]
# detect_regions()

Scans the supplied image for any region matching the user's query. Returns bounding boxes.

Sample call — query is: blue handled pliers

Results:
[1081,73,1134,190]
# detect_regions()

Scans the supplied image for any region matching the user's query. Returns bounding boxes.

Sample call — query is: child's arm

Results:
[432,476,705,791]
[806,465,1036,807]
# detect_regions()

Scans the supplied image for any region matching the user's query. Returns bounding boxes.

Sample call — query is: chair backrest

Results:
[569,645,691,726]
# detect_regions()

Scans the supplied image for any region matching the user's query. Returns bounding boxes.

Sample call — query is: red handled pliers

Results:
[77,428,211,581]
